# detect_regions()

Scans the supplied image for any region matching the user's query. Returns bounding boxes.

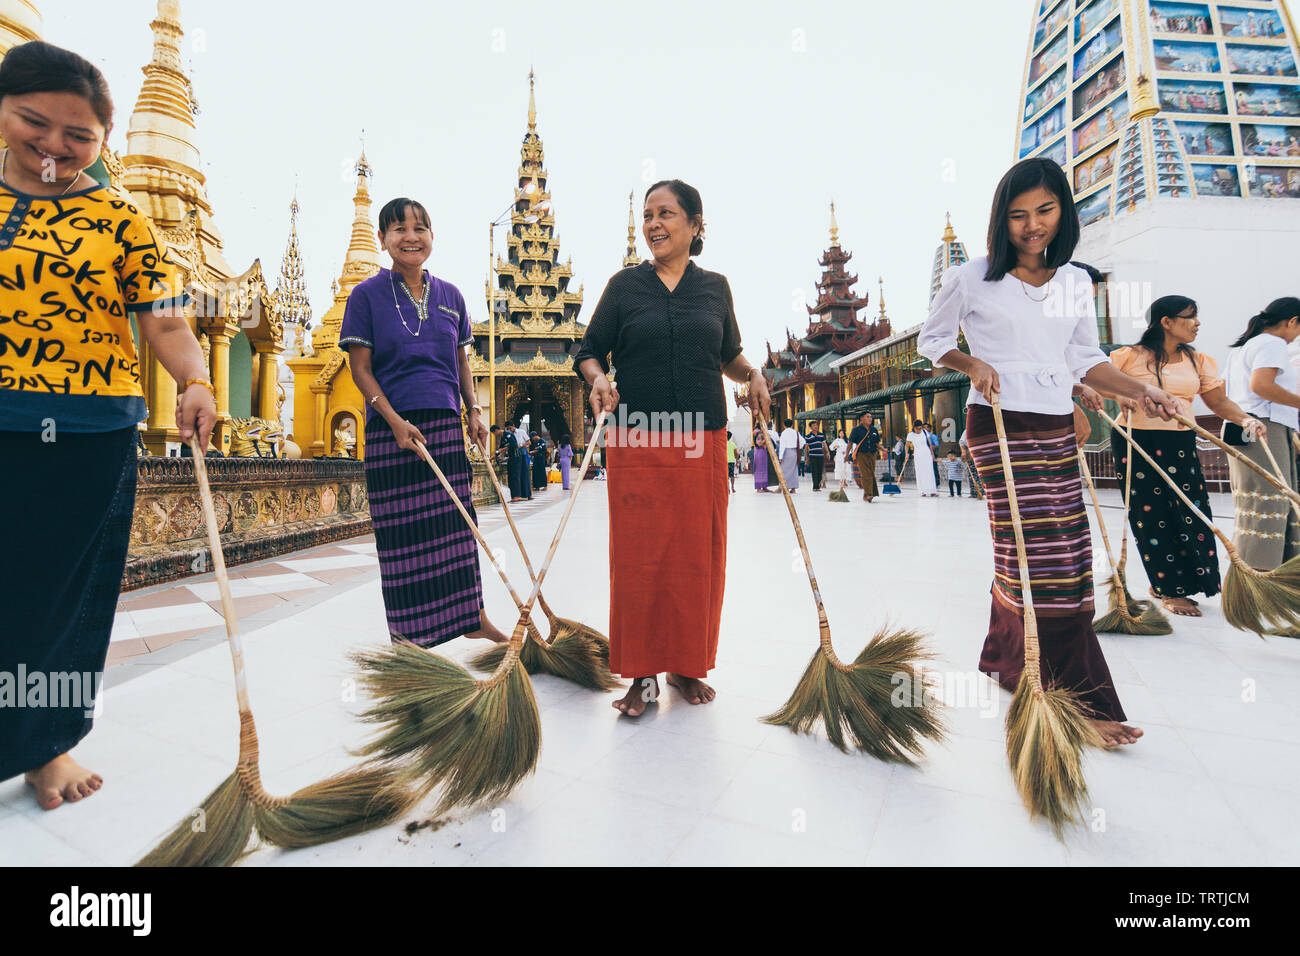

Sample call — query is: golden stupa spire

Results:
[527,68,537,132]
[623,190,641,268]
[121,0,231,276]
[877,276,888,321]
[335,139,381,299]
[941,211,957,243]
[828,200,840,247]
[0,0,42,56]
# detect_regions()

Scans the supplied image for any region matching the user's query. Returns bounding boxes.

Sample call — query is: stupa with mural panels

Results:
[470,73,589,447]
[1016,0,1300,362]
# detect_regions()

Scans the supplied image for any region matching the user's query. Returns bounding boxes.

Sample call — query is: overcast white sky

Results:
[43,0,1036,364]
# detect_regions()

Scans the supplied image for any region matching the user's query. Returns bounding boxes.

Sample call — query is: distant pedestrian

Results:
[752,425,770,492]
[848,411,881,501]
[726,430,738,493]
[778,418,804,492]
[557,436,573,490]
[945,451,965,497]
[829,428,849,490]
[530,432,548,491]
[805,421,827,490]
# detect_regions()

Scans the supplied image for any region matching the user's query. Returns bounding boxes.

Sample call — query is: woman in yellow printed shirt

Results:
[0,42,214,810]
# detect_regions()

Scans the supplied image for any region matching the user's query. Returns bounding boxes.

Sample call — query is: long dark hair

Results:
[645,179,704,255]
[377,197,431,235]
[0,41,113,131]
[1231,296,1300,348]
[985,157,1080,281]
[1137,294,1198,386]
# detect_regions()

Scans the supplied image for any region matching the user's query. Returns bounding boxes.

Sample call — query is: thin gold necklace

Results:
[1012,264,1055,302]
[0,148,83,196]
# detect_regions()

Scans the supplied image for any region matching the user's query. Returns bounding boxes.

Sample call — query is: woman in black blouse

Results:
[576,180,770,717]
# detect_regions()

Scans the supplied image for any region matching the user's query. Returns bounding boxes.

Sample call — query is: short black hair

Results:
[645,179,705,255]
[783,418,793,427]
[378,197,431,235]
[985,157,1080,282]
[0,41,114,131]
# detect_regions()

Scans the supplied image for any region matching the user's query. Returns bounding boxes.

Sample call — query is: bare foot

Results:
[666,673,716,705]
[612,676,659,717]
[465,610,508,643]
[1091,720,1143,747]
[1149,588,1200,617]
[24,753,103,811]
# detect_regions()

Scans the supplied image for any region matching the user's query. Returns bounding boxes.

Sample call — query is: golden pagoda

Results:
[286,151,381,458]
[471,72,587,445]
[622,191,641,268]
[121,1,284,455]
[0,0,39,56]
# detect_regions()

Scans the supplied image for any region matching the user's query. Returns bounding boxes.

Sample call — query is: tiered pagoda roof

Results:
[469,72,583,376]
[623,191,641,268]
[761,203,890,397]
[276,194,312,353]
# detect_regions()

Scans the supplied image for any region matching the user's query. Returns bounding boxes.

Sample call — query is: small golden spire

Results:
[878,276,887,320]
[527,69,537,131]
[623,190,640,268]
[941,212,957,243]
[829,200,839,246]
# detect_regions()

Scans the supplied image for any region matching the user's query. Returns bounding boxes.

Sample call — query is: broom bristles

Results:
[1005,677,1103,837]
[762,627,947,765]
[1223,556,1300,635]
[135,771,254,867]
[1095,574,1173,635]
[469,620,623,691]
[353,642,541,814]
[828,489,849,502]
[253,763,419,849]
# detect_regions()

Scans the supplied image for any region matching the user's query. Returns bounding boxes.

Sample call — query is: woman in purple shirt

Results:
[340,198,506,647]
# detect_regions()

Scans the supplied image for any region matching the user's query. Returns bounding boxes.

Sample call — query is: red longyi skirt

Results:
[605,428,728,678]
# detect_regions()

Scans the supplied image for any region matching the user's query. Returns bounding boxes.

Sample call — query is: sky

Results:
[40,0,1037,369]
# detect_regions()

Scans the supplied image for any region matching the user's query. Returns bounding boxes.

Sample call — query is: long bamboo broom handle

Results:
[1171,412,1300,508]
[1118,409,1134,574]
[413,442,531,614]
[1076,449,1122,577]
[518,409,609,611]
[189,436,251,717]
[755,412,839,665]
[989,399,1043,695]
[1257,435,1300,523]
[1097,408,1249,569]
[474,438,558,623]
[190,438,284,806]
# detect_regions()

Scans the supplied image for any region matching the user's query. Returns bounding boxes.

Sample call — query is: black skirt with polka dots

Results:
[1112,427,1220,600]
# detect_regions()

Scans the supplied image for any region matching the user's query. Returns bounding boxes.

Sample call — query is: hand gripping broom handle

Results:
[1171,412,1300,510]
[1097,408,1246,568]
[989,399,1043,695]
[756,412,838,665]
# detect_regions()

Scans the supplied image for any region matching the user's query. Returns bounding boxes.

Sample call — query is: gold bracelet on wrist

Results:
[184,378,215,396]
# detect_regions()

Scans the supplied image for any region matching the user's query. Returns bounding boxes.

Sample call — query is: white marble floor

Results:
[2,478,1297,866]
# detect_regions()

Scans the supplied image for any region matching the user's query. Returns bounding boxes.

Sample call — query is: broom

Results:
[137,438,416,866]
[1101,408,1300,636]
[1107,410,1165,622]
[757,413,945,764]
[1170,412,1300,516]
[989,398,1104,836]
[466,439,622,690]
[352,412,610,813]
[1077,447,1171,635]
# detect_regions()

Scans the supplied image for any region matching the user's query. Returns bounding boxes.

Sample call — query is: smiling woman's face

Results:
[378,208,432,271]
[1006,185,1061,263]
[643,186,698,262]
[0,91,106,186]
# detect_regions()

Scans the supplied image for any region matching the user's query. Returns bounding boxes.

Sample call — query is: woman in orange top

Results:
[1109,296,1265,616]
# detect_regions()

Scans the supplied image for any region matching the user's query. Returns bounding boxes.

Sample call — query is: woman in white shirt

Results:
[1223,297,1300,571]
[829,429,849,490]
[777,418,804,492]
[919,157,1179,749]
[906,421,939,496]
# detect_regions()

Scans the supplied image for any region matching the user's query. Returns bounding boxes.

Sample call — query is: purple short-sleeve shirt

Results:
[339,268,473,420]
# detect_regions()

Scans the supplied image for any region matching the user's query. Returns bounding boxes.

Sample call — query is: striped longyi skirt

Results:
[964,406,1125,722]
[364,408,483,648]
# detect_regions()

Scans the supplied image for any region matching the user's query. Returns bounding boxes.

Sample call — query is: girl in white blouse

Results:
[1223,297,1300,571]
[919,157,1179,750]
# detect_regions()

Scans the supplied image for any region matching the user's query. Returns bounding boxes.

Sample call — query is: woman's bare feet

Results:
[1091,720,1143,747]
[465,610,508,643]
[24,753,102,811]
[666,673,716,705]
[1150,588,1200,617]
[612,676,659,717]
